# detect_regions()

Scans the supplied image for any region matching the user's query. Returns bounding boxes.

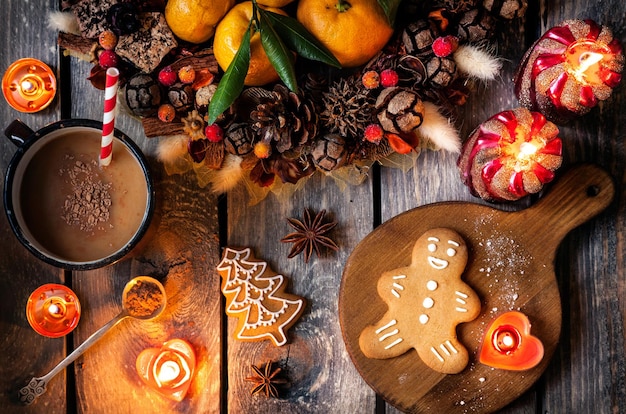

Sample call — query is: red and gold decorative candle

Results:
[26,284,81,338]
[515,19,624,124]
[457,107,562,202]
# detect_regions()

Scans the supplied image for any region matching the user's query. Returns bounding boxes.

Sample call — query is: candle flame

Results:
[157,361,181,383]
[20,79,36,93]
[574,51,604,80]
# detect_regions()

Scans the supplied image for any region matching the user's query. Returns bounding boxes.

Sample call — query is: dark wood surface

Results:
[0,1,624,413]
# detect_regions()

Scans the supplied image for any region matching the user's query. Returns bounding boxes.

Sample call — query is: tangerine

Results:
[213,1,288,86]
[296,0,394,68]
[256,0,295,7]
[165,0,235,44]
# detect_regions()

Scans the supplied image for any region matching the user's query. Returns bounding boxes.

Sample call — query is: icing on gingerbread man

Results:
[359,228,481,374]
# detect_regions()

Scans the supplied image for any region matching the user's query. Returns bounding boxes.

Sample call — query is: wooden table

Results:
[0,1,624,413]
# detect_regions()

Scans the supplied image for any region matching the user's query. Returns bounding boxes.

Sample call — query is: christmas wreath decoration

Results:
[51,0,528,201]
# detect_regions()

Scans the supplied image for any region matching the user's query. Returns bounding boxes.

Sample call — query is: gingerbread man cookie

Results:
[359,228,481,374]
[217,247,306,347]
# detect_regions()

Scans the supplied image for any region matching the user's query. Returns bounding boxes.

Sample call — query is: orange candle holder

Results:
[136,339,196,402]
[26,284,81,338]
[2,58,57,113]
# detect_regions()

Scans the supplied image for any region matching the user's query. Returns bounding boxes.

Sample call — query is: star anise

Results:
[245,361,288,398]
[281,208,339,263]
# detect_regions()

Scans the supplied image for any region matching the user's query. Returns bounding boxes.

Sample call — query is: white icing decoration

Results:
[423,297,434,308]
[392,274,406,279]
[426,280,438,291]
[428,243,437,252]
[456,297,466,305]
[431,346,444,362]
[455,291,468,298]
[391,289,400,298]
[455,307,468,312]
[428,256,449,269]
[446,247,457,257]
[419,314,429,324]
[392,282,404,290]
[384,337,403,350]
[379,329,399,342]
[375,319,397,334]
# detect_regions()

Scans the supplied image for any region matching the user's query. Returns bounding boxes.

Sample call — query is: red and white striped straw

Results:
[99,67,119,167]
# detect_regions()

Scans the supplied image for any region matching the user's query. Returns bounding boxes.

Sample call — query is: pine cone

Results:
[248,85,318,155]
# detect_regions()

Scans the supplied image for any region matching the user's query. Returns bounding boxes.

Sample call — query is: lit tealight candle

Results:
[515,19,624,124]
[136,339,196,402]
[458,107,563,202]
[26,284,81,338]
[2,58,57,113]
[479,311,544,371]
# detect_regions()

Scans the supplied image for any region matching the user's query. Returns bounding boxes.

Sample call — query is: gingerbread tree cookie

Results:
[359,228,481,374]
[217,247,306,346]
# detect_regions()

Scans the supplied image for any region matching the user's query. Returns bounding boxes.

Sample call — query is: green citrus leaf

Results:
[263,10,341,68]
[377,0,401,26]
[258,8,298,92]
[207,26,251,125]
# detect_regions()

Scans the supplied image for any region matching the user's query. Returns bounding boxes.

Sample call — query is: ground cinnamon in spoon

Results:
[124,279,164,317]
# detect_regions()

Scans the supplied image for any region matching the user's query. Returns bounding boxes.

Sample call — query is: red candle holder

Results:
[2,58,57,113]
[458,107,563,202]
[26,284,81,338]
[515,19,624,124]
[479,311,544,371]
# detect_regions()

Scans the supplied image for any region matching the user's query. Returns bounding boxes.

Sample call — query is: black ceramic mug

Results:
[3,119,155,270]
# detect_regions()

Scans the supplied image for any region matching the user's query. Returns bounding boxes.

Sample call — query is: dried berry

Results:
[98,30,118,50]
[98,50,119,68]
[254,141,272,159]
[157,104,176,122]
[204,123,224,143]
[380,69,399,87]
[178,65,196,84]
[364,124,384,143]
[432,35,459,57]
[362,70,380,89]
[158,66,177,87]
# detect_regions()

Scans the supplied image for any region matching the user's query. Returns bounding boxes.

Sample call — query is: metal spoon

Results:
[18,276,166,405]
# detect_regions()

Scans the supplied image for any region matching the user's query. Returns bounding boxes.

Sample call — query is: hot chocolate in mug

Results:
[3,119,155,270]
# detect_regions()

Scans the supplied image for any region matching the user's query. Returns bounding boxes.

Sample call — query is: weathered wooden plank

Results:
[226,173,378,413]
[538,1,626,413]
[0,0,66,412]
[379,6,539,413]
[67,50,222,412]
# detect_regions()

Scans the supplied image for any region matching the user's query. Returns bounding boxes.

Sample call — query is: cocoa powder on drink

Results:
[60,156,112,232]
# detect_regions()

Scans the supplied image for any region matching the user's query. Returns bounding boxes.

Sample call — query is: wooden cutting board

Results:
[339,164,615,413]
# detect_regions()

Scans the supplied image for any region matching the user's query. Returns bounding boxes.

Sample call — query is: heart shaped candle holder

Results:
[479,311,544,371]
[136,338,196,402]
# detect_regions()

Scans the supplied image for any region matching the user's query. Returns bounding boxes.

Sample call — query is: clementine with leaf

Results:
[296,0,394,67]
[213,1,289,86]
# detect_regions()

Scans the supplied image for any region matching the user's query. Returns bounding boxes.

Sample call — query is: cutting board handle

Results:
[515,164,615,245]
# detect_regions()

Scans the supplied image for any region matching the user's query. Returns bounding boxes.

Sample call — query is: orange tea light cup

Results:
[2,58,56,113]
[26,283,80,338]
